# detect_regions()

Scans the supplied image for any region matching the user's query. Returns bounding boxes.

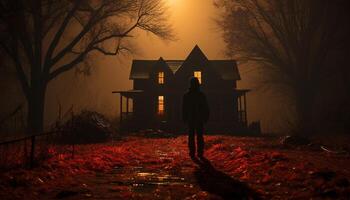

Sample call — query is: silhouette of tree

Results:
[0,0,174,133]
[216,0,350,134]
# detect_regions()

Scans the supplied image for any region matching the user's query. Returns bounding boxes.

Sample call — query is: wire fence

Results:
[0,131,75,170]
[0,105,26,140]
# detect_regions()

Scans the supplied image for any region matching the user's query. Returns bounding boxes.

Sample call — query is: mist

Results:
[0,0,287,134]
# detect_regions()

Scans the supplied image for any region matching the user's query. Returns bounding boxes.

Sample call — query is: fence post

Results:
[30,135,35,168]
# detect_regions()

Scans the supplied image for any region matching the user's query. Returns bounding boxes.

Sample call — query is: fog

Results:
[1,0,287,133]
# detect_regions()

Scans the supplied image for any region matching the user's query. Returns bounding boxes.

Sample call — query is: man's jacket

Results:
[182,89,210,125]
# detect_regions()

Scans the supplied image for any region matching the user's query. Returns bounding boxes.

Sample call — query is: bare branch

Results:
[92,41,131,56]
[1,39,30,99]
[46,2,107,70]
[47,46,90,81]
[44,1,81,71]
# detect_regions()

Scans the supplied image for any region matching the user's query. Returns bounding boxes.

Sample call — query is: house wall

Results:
[131,61,242,133]
[132,61,176,129]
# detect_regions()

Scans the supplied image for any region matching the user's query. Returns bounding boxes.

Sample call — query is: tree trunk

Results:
[27,83,46,134]
[295,87,314,135]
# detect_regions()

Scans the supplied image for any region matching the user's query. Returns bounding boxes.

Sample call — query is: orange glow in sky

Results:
[136,0,227,59]
[44,0,281,133]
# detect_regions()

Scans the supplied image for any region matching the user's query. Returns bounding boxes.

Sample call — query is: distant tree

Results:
[0,0,173,134]
[216,0,350,134]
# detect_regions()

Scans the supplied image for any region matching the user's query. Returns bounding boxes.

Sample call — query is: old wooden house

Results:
[113,45,250,133]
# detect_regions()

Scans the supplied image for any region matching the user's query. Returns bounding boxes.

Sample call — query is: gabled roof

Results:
[129,60,157,79]
[129,57,174,79]
[165,60,183,73]
[211,60,241,80]
[186,45,209,62]
[129,45,241,80]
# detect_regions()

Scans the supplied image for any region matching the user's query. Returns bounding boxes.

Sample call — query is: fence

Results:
[0,131,75,170]
[0,105,26,139]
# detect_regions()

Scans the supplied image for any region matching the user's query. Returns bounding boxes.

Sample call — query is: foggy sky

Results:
[2,0,285,133]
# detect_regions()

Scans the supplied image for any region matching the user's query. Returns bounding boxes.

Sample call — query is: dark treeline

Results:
[0,0,173,134]
[216,0,350,135]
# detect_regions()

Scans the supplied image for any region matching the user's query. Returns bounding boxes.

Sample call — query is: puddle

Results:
[131,171,188,193]
[94,163,192,196]
[137,172,157,177]
[107,167,189,194]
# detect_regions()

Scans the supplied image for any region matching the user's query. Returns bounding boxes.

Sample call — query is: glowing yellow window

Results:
[158,72,164,84]
[158,96,164,115]
[194,71,202,84]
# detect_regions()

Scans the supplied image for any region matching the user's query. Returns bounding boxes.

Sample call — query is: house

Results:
[113,45,250,133]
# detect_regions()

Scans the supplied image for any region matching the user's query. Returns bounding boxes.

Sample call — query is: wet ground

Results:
[73,162,200,199]
[44,142,225,199]
[1,135,350,199]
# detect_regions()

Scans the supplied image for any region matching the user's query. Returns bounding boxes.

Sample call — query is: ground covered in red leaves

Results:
[1,135,350,199]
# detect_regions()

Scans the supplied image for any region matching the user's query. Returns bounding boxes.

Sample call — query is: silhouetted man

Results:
[182,77,209,159]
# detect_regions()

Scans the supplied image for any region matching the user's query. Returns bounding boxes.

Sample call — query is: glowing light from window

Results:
[158,72,164,84]
[194,71,201,84]
[158,96,164,115]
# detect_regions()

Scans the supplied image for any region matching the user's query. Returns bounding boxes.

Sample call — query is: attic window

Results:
[158,72,164,84]
[194,71,202,84]
[158,96,164,115]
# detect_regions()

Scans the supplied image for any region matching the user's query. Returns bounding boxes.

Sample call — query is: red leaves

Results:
[1,135,350,199]
[234,147,249,158]
[270,152,286,161]
[261,174,272,184]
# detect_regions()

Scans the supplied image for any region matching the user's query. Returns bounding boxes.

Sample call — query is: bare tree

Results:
[0,0,173,134]
[216,0,350,134]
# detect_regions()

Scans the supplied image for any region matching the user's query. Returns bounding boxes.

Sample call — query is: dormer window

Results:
[158,72,164,84]
[194,71,202,84]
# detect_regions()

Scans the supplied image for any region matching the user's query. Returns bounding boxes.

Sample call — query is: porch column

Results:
[126,97,129,115]
[243,93,247,126]
[120,94,123,126]
[238,95,242,123]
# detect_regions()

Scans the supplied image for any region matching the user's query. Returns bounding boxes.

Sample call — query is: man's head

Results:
[189,77,200,90]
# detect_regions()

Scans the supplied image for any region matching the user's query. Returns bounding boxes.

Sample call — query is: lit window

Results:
[158,72,164,84]
[158,96,164,115]
[194,71,202,84]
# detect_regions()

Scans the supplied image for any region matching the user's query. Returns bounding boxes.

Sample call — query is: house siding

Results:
[117,46,249,133]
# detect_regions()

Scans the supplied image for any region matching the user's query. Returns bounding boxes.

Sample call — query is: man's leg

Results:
[188,125,196,158]
[196,124,204,157]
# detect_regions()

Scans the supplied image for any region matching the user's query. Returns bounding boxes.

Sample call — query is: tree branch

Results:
[46,3,106,70]
[1,40,30,99]
[44,1,81,71]
[92,42,131,56]
[47,46,92,81]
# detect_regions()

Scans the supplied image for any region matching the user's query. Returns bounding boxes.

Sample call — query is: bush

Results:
[58,110,114,144]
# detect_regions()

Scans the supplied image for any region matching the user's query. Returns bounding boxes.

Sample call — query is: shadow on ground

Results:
[193,157,261,200]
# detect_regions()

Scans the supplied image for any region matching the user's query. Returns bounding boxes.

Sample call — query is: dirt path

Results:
[71,160,200,199]
[2,135,350,199]
[43,138,247,200]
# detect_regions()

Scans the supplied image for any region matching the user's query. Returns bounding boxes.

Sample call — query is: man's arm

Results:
[203,94,210,123]
[182,94,188,123]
